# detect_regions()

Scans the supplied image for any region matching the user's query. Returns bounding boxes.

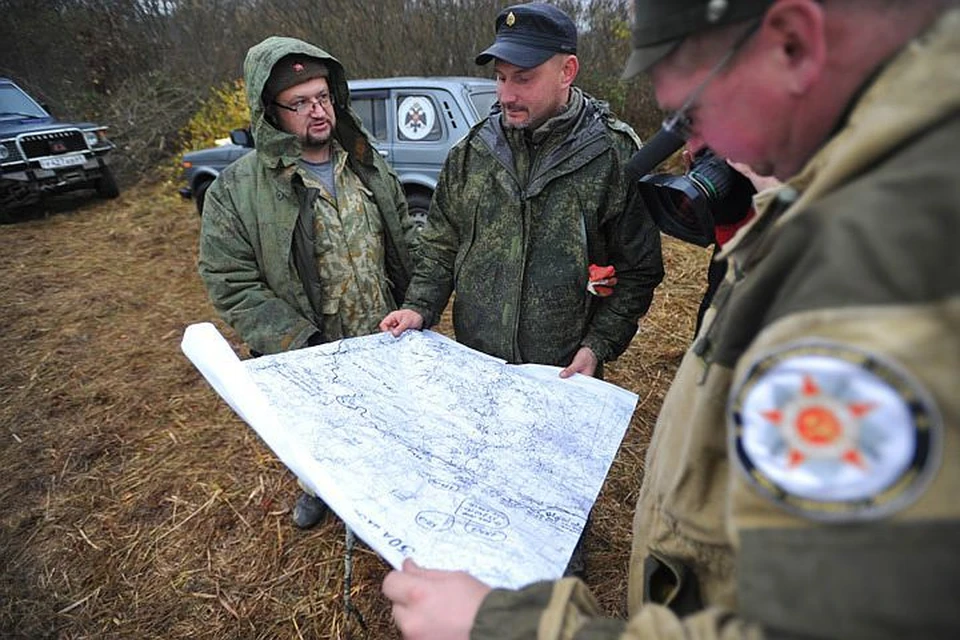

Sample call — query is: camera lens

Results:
[636,148,759,245]
[687,150,736,201]
[636,173,716,247]
[691,150,757,225]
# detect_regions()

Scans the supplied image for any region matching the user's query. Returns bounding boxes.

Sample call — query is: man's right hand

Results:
[383,559,490,640]
[380,309,425,337]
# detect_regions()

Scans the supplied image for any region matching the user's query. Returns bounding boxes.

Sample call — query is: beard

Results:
[501,103,563,131]
[502,119,530,130]
[501,105,532,130]
[301,115,334,150]
[304,128,332,149]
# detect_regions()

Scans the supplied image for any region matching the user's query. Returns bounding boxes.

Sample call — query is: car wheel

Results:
[95,166,120,199]
[405,191,431,232]
[194,179,213,216]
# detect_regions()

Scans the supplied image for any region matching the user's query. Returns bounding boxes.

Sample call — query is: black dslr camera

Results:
[626,128,756,247]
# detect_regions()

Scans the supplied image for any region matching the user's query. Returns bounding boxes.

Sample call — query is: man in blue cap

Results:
[379,0,663,579]
[471,2,579,130]
[381,2,661,379]
[381,0,960,638]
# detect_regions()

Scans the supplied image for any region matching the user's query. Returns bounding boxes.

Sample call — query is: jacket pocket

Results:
[642,551,704,616]
[320,297,343,342]
[452,197,480,285]
[356,184,383,235]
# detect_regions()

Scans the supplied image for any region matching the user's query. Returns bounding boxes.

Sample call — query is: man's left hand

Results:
[560,347,598,378]
[382,558,491,640]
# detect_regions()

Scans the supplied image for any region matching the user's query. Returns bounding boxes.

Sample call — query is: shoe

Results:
[292,492,329,529]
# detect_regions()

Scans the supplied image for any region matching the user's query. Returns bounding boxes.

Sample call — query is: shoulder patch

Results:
[729,341,942,521]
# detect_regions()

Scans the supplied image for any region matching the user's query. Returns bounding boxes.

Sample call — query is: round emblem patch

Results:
[730,342,941,521]
[397,96,435,141]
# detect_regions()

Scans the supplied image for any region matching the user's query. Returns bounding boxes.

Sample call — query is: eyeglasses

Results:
[274,91,334,116]
[661,21,761,141]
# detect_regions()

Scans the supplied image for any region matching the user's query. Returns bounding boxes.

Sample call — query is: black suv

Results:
[180,76,497,227]
[1,77,119,212]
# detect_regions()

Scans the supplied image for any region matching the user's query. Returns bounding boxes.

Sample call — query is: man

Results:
[382,0,960,638]
[380,2,663,381]
[634,140,772,332]
[199,36,417,529]
[382,1,663,580]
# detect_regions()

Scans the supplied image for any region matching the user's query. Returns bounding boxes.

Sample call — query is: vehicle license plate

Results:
[39,155,86,169]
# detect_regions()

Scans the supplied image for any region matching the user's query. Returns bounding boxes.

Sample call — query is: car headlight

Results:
[83,131,100,147]
[0,144,9,161]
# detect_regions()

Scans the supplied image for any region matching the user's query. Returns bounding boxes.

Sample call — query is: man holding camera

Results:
[382,0,960,637]
[634,142,767,332]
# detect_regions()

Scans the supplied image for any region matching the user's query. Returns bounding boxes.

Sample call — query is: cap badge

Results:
[505,11,516,27]
[706,0,728,23]
[293,62,305,73]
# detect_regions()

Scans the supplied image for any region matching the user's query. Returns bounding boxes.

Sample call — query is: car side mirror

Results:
[230,128,254,148]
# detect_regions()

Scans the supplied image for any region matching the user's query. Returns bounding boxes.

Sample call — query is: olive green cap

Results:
[622,0,774,79]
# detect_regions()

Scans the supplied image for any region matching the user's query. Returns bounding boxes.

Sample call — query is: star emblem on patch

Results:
[760,373,875,470]
[730,341,941,521]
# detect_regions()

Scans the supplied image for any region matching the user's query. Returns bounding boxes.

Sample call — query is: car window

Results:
[469,90,498,119]
[0,84,47,118]
[351,95,388,141]
[396,94,442,142]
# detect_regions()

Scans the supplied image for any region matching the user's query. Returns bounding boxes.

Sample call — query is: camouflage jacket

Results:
[403,88,663,366]
[198,37,416,355]
[471,9,960,640]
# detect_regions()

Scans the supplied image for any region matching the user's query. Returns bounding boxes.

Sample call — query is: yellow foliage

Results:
[612,19,631,41]
[169,79,249,178]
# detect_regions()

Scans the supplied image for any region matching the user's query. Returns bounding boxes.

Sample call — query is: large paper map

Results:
[181,323,637,589]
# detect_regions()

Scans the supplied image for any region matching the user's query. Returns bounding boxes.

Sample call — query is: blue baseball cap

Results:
[475,3,577,68]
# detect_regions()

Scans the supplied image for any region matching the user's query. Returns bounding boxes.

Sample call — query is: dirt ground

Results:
[0,182,710,639]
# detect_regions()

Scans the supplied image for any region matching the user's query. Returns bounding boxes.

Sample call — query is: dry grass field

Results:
[0,182,710,639]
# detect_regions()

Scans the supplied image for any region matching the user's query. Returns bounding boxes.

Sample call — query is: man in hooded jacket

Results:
[199,36,417,529]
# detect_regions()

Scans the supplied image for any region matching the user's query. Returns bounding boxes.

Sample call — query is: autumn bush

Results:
[168,80,250,181]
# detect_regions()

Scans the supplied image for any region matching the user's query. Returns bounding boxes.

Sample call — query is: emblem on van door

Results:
[398,96,435,141]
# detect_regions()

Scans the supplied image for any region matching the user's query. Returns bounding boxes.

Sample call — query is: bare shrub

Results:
[1,0,663,182]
